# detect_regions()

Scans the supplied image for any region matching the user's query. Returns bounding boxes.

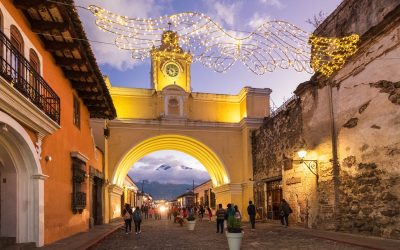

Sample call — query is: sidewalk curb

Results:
[308,233,383,250]
[83,222,124,250]
[283,225,398,250]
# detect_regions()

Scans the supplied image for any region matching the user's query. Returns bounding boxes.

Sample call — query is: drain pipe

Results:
[328,84,340,228]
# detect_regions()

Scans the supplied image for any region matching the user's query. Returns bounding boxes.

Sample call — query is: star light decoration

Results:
[88,5,359,77]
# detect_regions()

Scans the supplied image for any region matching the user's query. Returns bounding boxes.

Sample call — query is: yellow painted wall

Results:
[112,93,157,119]
[111,87,270,123]
[106,33,271,223]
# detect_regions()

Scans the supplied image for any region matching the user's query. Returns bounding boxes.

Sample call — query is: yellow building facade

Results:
[101,31,271,222]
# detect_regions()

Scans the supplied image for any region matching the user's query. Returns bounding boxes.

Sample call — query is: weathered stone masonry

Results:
[252,0,400,239]
[252,98,303,181]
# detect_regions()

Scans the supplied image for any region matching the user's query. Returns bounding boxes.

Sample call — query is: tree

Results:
[306,11,328,28]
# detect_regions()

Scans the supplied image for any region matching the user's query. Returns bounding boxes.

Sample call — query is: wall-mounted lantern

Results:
[293,149,318,181]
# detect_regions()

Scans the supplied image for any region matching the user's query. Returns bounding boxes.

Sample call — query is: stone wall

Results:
[338,163,400,238]
[314,0,400,38]
[252,98,303,181]
[252,0,400,239]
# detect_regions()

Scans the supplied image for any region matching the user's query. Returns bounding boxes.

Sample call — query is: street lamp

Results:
[294,149,318,181]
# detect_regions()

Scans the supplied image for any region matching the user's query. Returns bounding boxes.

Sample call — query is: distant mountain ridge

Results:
[156,164,172,171]
[139,181,192,200]
[156,164,193,171]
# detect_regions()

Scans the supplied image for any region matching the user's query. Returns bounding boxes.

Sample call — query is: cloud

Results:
[203,0,242,27]
[248,12,270,29]
[128,151,209,184]
[259,0,284,8]
[129,165,209,184]
[78,0,162,71]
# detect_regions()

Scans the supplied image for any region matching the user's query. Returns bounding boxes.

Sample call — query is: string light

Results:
[309,34,359,76]
[88,5,359,76]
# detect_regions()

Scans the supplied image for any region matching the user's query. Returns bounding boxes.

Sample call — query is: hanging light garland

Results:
[88,5,359,76]
[309,34,359,76]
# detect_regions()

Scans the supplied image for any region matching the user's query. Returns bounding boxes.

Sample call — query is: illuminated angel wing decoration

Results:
[88,6,358,76]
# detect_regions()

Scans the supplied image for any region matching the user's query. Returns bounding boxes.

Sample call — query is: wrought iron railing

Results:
[270,95,299,118]
[0,30,60,124]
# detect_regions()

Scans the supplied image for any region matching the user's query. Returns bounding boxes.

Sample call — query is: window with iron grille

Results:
[210,189,216,209]
[72,157,87,214]
[73,95,80,128]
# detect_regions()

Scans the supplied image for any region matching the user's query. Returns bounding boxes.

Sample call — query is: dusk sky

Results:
[78,0,342,184]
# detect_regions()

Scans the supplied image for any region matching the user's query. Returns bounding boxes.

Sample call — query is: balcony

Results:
[0,30,60,124]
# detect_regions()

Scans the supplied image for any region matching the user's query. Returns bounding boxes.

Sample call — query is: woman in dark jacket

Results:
[122,203,133,234]
[279,199,292,227]
[132,206,143,234]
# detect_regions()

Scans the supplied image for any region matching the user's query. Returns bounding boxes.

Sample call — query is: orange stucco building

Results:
[0,0,116,246]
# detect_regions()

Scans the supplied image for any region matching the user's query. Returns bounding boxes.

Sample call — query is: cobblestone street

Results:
[91,218,369,250]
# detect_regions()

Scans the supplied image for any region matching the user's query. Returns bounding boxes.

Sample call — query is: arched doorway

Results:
[112,134,230,188]
[128,150,212,206]
[0,111,45,247]
[107,134,233,220]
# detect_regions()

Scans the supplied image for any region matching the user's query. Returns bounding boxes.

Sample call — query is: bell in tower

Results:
[150,30,192,92]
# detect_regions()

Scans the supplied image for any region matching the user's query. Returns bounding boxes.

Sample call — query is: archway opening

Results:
[0,111,44,247]
[119,149,220,222]
[112,134,230,188]
[130,150,211,201]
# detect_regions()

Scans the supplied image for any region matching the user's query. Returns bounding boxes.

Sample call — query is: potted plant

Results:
[226,216,243,250]
[186,212,196,231]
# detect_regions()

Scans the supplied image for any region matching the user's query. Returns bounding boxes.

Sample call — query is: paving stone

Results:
[91,218,368,250]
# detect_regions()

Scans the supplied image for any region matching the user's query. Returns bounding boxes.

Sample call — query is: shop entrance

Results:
[266,180,282,220]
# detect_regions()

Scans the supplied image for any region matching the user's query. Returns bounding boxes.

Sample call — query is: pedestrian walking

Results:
[207,206,212,222]
[199,205,205,221]
[226,203,235,218]
[144,205,149,219]
[132,206,142,234]
[225,203,235,229]
[247,201,256,231]
[173,207,179,223]
[182,207,188,218]
[279,199,293,227]
[154,206,159,220]
[234,205,242,221]
[216,204,226,234]
[156,206,161,220]
[149,207,153,219]
[167,206,172,220]
[122,203,133,234]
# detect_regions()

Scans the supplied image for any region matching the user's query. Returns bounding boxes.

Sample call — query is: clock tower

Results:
[150,30,192,92]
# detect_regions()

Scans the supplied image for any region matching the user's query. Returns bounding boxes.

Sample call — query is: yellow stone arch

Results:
[112,134,230,187]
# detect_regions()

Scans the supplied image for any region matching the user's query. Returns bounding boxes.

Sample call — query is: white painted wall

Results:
[0,157,17,237]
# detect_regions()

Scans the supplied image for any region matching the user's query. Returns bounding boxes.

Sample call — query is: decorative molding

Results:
[70,151,90,163]
[35,136,42,159]
[0,77,60,137]
[111,117,263,130]
[32,174,49,181]
[110,86,271,103]
[108,184,124,195]
[213,183,243,195]
[110,87,156,97]
[241,181,254,189]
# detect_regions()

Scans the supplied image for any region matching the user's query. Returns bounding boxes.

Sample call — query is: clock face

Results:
[165,63,179,77]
